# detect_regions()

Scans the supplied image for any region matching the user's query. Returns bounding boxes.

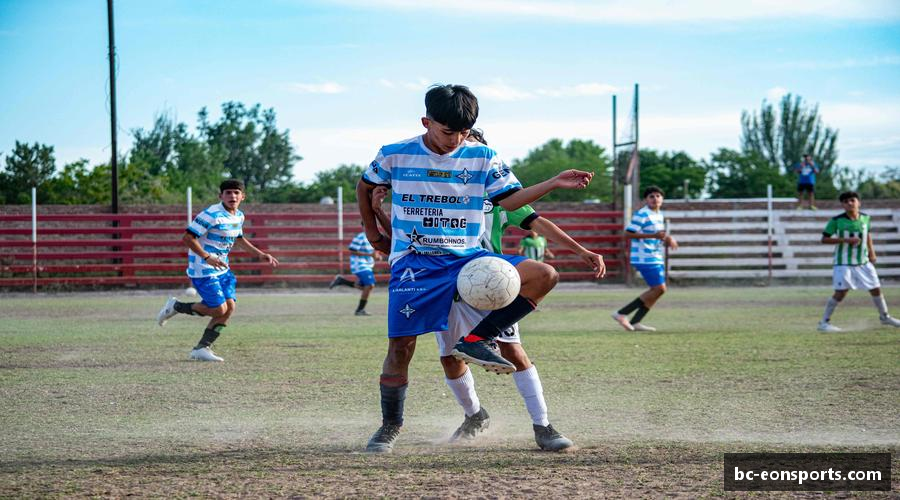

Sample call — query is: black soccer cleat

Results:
[533,423,574,452]
[329,275,353,289]
[451,339,516,375]
[365,423,401,453]
[448,407,490,443]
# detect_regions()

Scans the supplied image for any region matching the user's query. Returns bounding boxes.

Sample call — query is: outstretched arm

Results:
[530,217,605,279]
[497,169,593,211]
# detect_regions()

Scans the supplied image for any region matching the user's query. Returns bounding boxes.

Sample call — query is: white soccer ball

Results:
[184,287,198,297]
[456,257,521,310]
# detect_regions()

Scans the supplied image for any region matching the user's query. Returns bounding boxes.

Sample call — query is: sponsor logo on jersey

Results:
[456,168,473,184]
[427,170,452,178]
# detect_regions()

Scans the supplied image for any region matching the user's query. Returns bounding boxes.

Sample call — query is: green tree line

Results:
[2,95,897,205]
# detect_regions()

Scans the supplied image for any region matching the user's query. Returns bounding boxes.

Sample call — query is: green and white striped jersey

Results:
[822,212,871,266]
[479,201,539,254]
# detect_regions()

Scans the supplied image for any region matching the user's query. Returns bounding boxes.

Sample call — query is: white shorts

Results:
[833,262,881,291]
[434,299,521,357]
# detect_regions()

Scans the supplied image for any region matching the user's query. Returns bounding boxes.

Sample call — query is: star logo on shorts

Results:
[456,168,473,185]
[399,303,416,319]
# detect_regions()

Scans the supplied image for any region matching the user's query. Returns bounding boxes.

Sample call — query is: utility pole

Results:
[107,0,118,214]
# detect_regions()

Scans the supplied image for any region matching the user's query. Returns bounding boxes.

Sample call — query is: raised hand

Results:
[553,169,593,190]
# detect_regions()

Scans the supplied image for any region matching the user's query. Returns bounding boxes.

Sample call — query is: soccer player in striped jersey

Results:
[156,179,279,362]
[372,128,606,451]
[329,225,380,316]
[611,186,678,332]
[818,191,900,332]
[357,84,593,453]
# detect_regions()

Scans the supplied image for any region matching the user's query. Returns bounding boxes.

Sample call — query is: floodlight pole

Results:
[107,0,119,214]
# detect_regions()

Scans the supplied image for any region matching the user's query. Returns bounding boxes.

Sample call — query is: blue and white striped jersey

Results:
[185,202,244,278]
[362,136,522,265]
[626,205,665,264]
[349,231,375,273]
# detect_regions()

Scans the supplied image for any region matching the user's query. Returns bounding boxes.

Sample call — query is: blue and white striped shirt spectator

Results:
[626,206,665,265]
[361,136,522,265]
[349,231,375,273]
[185,202,244,278]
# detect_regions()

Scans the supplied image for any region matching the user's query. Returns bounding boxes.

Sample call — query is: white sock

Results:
[822,297,839,323]
[513,365,549,427]
[872,295,889,318]
[445,367,480,416]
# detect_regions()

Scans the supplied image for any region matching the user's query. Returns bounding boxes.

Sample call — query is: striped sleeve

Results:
[625,212,645,233]
[361,150,392,186]
[187,210,213,237]
[484,154,522,201]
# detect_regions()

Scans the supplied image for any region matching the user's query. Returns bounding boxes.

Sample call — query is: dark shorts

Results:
[797,183,815,193]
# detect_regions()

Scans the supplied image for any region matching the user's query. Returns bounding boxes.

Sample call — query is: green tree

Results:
[131,113,228,202]
[618,149,706,199]
[510,139,611,202]
[0,141,57,203]
[833,166,900,200]
[704,148,796,198]
[198,102,300,191]
[741,93,838,186]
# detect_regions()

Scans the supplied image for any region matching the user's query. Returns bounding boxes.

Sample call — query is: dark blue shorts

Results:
[387,251,526,338]
[355,270,376,287]
[190,270,237,308]
[634,263,666,287]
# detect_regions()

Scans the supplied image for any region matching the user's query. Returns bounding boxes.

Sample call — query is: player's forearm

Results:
[531,217,589,256]
[373,206,392,233]
[822,236,851,244]
[235,237,266,258]
[497,178,557,211]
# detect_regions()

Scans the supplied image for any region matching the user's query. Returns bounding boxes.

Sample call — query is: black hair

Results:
[643,185,664,198]
[839,191,860,202]
[424,84,478,131]
[468,128,487,145]
[220,179,245,193]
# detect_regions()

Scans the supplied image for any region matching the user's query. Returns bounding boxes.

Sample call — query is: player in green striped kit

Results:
[818,191,900,332]
[519,229,554,262]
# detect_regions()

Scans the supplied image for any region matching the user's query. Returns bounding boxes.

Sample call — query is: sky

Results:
[1,0,899,184]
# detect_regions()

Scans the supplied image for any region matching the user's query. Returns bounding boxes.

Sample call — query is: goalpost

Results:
[612,83,639,284]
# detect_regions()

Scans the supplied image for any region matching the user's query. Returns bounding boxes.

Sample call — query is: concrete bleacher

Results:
[0,204,624,290]
[666,206,900,280]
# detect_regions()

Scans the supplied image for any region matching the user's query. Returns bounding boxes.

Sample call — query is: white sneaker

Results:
[611,312,635,331]
[817,321,842,333]
[157,297,177,327]
[189,346,224,362]
[880,315,900,327]
[632,323,657,332]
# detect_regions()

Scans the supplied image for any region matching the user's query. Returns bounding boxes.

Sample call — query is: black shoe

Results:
[329,275,344,289]
[451,338,515,374]
[449,407,490,442]
[533,423,574,451]
[366,424,401,453]
[355,310,371,316]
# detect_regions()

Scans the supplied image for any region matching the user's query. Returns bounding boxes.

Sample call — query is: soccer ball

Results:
[456,257,521,310]
[184,287,198,297]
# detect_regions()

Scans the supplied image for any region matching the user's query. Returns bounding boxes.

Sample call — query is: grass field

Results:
[1,285,898,497]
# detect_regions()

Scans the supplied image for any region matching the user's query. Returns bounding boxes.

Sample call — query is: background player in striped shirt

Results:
[611,186,677,332]
[817,191,900,332]
[156,179,279,361]
[357,84,593,453]
[329,225,381,316]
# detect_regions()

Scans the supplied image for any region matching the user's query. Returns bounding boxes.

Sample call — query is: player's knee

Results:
[537,262,559,290]
[869,287,881,297]
[833,291,847,301]
[387,338,416,364]
[499,344,532,371]
[439,355,467,377]
[656,284,667,295]
[209,304,228,317]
